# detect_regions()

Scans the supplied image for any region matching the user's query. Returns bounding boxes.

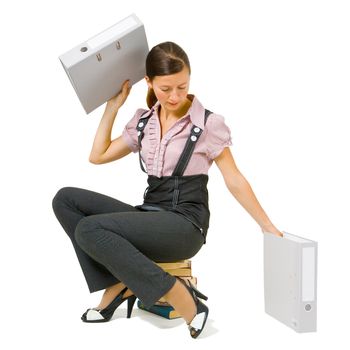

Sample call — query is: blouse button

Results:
[138,122,144,128]
[191,135,197,142]
[194,127,200,133]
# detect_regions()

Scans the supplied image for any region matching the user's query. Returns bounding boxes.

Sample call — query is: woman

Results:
[52,41,283,339]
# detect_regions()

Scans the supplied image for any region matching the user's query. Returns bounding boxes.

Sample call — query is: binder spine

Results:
[297,242,317,332]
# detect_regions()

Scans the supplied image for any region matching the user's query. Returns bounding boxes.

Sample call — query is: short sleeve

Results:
[205,114,233,160]
[121,108,147,153]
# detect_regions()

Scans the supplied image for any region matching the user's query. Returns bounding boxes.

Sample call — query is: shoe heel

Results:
[188,281,208,301]
[127,295,137,318]
[192,288,208,301]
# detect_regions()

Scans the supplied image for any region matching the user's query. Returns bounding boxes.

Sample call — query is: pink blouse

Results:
[122,95,232,178]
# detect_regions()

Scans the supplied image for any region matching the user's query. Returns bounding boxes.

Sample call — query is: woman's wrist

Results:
[104,103,119,116]
[260,222,275,232]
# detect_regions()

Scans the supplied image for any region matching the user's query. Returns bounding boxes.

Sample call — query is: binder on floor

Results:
[59,13,149,114]
[263,231,318,333]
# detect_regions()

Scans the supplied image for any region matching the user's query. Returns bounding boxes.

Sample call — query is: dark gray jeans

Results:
[52,186,205,308]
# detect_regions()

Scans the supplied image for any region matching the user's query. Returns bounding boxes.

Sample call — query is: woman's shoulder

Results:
[191,96,227,127]
[202,111,233,159]
[202,108,232,141]
[205,111,229,130]
[135,107,150,117]
[124,107,151,125]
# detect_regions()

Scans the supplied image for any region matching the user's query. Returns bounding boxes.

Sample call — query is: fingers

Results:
[120,79,131,97]
[272,231,284,237]
[106,80,131,107]
[262,229,284,237]
[122,79,131,91]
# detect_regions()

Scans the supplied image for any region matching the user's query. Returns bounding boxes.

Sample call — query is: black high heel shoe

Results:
[177,278,209,339]
[81,287,137,323]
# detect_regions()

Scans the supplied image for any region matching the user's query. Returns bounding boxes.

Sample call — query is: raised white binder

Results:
[59,14,149,114]
[264,231,318,332]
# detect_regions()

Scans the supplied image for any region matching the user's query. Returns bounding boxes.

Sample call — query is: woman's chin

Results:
[167,102,179,108]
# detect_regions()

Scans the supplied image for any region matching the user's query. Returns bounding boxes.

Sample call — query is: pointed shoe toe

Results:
[81,308,107,323]
[81,287,136,323]
[187,299,209,339]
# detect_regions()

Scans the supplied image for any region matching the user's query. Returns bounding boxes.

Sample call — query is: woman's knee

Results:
[74,216,99,249]
[52,186,76,212]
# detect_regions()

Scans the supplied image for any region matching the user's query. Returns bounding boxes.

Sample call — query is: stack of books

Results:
[137,259,197,319]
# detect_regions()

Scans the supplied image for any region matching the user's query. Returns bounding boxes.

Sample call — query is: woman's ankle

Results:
[97,282,126,309]
[122,288,134,299]
[163,279,196,324]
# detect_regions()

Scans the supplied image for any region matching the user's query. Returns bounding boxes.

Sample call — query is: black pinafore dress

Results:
[134,108,213,244]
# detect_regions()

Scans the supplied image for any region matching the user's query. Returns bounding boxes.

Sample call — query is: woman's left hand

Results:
[261,225,284,237]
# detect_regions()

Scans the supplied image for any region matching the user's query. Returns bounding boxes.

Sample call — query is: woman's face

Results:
[146,66,190,112]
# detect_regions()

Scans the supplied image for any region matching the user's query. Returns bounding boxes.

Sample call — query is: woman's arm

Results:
[214,147,283,237]
[89,80,132,164]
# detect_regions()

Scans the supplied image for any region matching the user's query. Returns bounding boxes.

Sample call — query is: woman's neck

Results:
[159,96,193,120]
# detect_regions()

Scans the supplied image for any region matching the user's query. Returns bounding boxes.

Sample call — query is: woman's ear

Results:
[145,76,152,89]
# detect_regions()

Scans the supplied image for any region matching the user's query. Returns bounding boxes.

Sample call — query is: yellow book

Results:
[179,276,197,285]
[157,276,198,303]
[166,268,192,276]
[156,260,191,270]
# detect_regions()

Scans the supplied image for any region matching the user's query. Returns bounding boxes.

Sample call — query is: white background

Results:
[1,0,349,348]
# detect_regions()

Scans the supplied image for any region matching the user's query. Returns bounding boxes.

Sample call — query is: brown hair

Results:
[145,42,191,108]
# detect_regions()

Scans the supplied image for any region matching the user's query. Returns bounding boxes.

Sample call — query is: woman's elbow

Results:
[225,173,247,193]
[89,155,102,164]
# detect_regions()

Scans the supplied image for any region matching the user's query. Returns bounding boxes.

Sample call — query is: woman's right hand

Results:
[106,80,132,112]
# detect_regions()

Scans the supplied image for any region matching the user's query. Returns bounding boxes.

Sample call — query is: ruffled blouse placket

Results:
[149,112,190,178]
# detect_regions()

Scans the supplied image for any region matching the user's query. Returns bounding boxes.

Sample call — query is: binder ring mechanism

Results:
[80,46,101,62]
[79,39,121,53]
[91,41,121,63]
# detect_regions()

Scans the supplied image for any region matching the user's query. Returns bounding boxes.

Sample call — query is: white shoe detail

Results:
[188,312,205,331]
[86,309,104,321]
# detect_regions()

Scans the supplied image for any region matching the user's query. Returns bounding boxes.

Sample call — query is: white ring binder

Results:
[59,14,149,114]
[263,231,318,332]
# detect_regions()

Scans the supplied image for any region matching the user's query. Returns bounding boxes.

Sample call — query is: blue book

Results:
[137,300,180,319]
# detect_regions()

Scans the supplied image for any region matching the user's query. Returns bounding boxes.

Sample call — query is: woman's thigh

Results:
[53,186,138,216]
[79,210,205,262]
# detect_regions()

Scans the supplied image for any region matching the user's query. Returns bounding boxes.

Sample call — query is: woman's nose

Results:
[169,90,180,102]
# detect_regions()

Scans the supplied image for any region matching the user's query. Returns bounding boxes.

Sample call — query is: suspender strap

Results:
[204,108,212,125]
[171,109,212,207]
[136,110,153,173]
[172,109,212,177]
[172,176,180,209]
